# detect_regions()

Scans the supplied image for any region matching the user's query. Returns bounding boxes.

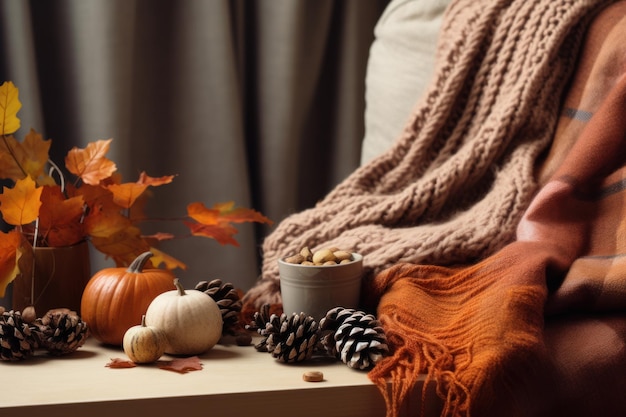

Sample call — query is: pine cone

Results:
[0,310,39,361]
[35,308,89,356]
[249,307,319,363]
[195,279,242,335]
[246,303,273,352]
[320,307,389,370]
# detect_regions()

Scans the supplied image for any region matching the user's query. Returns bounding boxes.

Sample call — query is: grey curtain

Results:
[0,0,388,295]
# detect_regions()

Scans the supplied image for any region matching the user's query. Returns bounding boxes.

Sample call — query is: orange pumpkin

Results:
[80,251,175,345]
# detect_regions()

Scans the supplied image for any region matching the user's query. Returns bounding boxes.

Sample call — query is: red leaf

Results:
[157,356,203,374]
[106,358,137,369]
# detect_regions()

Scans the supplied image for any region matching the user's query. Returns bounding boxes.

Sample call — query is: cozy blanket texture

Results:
[243,0,626,416]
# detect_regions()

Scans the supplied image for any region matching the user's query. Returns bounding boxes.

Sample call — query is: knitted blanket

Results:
[242,0,611,313]
[368,3,626,413]
[243,0,626,415]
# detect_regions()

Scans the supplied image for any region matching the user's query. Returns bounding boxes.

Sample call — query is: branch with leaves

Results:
[0,81,272,297]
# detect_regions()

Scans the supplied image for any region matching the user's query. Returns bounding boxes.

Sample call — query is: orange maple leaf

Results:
[0,81,21,135]
[184,220,240,246]
[0,130,52,183]
[89,225,151,266]
[65,139,117,185]
[185,201,271,246]
[83,206,133,239]
[0,176,42,226]
[67,183,118,213]
[37,186,86,247]
[137,171,175,186]
[0,229,22,297]
[106,182,149,209]
[187,201,272,226]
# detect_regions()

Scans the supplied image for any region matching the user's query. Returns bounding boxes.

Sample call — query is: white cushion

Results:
[360,0,451,164]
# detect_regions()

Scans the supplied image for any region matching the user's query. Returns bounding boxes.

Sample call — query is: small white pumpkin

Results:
[145,278,223,355]
[123,315,167,363]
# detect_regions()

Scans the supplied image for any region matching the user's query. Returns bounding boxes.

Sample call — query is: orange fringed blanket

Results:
[366,4,626,416]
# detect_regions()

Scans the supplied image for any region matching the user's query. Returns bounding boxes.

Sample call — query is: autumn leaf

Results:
[83,206,131,238]
[157,356,203,374]
[143,232,175,242]
[37,186,86,247]
[184,220,240,246]
[0,81,21,135]
[105,356,202,374]
[106,182,149,209]
[105,358,137,369]
[148,247,187,270]
[188,201,272,225]
[65,139,117,185]
[67,183,119,214]
[0,130,52,184]
[137,171,175,186]
[185,201,272,246]
[0,176,42,226]
[89,225,151,267]
[0,229,22,297]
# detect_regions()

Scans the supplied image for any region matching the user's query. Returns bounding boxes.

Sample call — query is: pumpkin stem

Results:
[174,278,187,296]
[141,314,147,327]
[127,251,154,273]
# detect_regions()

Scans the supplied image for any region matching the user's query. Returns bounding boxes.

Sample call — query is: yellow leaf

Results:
[0,176,42,225]
[65,139,117,185]
[0,81,21,135]
[149,247,187,270]
[0,230,22,297]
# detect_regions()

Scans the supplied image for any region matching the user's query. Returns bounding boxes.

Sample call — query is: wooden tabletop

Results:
[0,335,441,417]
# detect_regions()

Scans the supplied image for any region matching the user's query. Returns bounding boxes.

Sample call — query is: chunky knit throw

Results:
[244,1,626,416]
[242,0,610,311]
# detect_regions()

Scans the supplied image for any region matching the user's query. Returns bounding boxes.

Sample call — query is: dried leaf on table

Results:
[105,358,137,369]
[157,356,203,374]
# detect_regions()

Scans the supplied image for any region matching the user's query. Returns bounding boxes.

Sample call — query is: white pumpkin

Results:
[145,278,223,355]
[123,315,167,363]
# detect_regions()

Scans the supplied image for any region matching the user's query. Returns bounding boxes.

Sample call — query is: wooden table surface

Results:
[0,335,441,417]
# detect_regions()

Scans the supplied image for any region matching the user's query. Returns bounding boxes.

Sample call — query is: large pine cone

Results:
[248,306,319,363]
[0,310,39,361]
[35,308,89,356]
[195,279,242,335]
[320,307,389,370]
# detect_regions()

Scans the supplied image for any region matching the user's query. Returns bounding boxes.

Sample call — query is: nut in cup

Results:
[278,252,363,321]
